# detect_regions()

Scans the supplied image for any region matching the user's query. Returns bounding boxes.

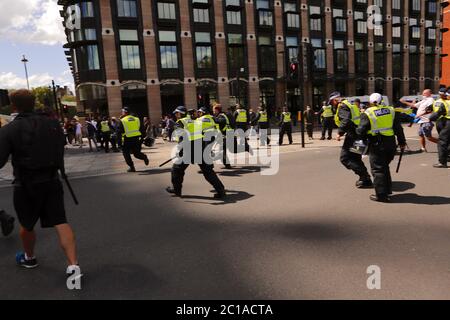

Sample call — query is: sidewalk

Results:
[0,126,421,187]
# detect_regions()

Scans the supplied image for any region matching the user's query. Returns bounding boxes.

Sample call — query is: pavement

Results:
[0,126,450,299]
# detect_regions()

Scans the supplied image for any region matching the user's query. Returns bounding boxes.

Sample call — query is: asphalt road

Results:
[0,138,449,299]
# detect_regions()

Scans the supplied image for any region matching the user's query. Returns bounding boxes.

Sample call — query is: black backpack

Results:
[15,113,65,172]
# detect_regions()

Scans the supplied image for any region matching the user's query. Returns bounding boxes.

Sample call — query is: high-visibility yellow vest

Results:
[258,111,268,123]
[176,117,203,142]
[236,109,247,123]
[121,115,141,138]
[433,99,450,120]
[101,121,110,133]
[394,107,414,115]
[282,112,291,123]
[322,105,334,118]
[219,113,233,133]
[198,114,217,133]
[365,106,395,136]
[335,99,361,127]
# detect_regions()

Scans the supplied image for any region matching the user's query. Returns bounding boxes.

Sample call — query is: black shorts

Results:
[14,180,67,231]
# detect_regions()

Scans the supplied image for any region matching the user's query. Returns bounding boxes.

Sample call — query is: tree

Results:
[31,87,53,110]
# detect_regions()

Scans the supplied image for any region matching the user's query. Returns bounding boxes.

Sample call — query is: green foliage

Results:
[61,95,76,103]
[31,87,53,110]
[0,105,12,115]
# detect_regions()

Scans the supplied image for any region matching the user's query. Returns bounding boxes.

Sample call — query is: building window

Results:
[374,0,383,7]
[428,1,437,14]
[310,6,322,31]
[410,19,420,39]
[354,11,367,34]
[159,31,178,69]
[286,13,300,28]
[119,29,141,70]
[226,0,240,5]
[374,43,385,75]
[259,36,275,72]
[195,32,213,69]
[117,0,137,17]
[355,40,368,73]
[259,11,273,26]
[256,0,270,9]
[284,2,296,12]
[286,36,298,62]
[193,8,209,23]
[84,29,97,40]
[333,9,347,33]
[334,40,347,72]
[226,11,242,25]
[227,34,244,70]
[392,44,402,75]
[80,2,94,17]
[311,38,325,70]
[158,2,176,20]
[392,0,401,10]
[411,0,420,11]
[392,16,401,38]
[87,45,100,70]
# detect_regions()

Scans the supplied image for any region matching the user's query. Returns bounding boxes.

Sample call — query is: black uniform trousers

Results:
[368,136,397,197]
[122,136,147,168]
[279,123,293,145]
[236,123,251,152]
[438,119,450,165]
[340,134,370,180]
[171,141,225,194]
[101,132,111,153]
[321,117,334,139]
[436,118,446,134]
[258,122,271,146]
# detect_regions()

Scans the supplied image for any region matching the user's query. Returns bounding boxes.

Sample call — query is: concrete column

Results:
[402,0,410,95]
[419,0,426,91]
[275,0,286,108]
[346,0,355,96]
[301,0,312,107]
[367,0,375,93]
[213,0,230,106]
[385,0,393,99]
[245,0,260,109]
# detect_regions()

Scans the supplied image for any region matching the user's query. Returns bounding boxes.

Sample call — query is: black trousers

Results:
[258,123,271,145]
[438,120,450,165]
[306,123,314,138]
[340,134,370,180]
[122,136,147,168]
[236,124,251,152]
[436,119,446,134]
[279,124,293,145]
[171,163,225,195]
[101,132,111,152]
[368,136,397,197]
[321,117,334,138]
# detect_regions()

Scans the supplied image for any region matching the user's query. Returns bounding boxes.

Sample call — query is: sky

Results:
[0,0,74,92]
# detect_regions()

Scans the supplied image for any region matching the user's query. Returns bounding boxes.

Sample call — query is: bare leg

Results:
[55,224,77,266]
[420,136,426,150]
[20,227,36,258]
[427,136,439,144]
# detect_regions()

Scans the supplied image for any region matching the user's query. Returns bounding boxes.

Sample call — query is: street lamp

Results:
[21,55,30,90]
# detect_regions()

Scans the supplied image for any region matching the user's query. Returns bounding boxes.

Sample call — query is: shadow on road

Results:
[218,166,262,177]
[182,190,254,205]
[138,168,172,175]
[391,181,416,192]
[390,193,450,205]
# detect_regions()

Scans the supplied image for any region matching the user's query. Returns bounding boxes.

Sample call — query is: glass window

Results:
[256,0,269,9]
[392,16,401,37]
[259,11,273,26]
[227,11,241,24]
[196,46,212,68]
[310,6,322,31]
[117,0,137,17]
[119,29,139,41]
[228,33,243,44]
[121,45,141,69]
[87,45,100,70]
[195,32,211,43]
[260,46,276,72]
[284,2,296,12]
[226,0,240,5]
[228,46,244,69]
[84,29,96,40]
[160,46,178,69]
[258,36,272,45]
[285,36,298,47]
[193,8,209,23]
[286,13,300,28]
[334,40,344,49]
[392,0,401,10]
[428,1,437,13]
[159,31,177,42]
[158,2,176,19]
[411,0,420,11]
[80,2,94,17]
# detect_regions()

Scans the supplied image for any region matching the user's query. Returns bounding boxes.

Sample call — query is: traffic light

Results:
[289,62,298,80]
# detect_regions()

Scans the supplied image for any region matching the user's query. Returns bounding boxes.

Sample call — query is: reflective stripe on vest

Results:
[366,106,395,136]
[322,105,334,118]
[236,109,247,123]
[121,115,141,138]
[282,112,291,123]
[258,111,268,123]
[334,99,361,127]
[220,113,233,133]
[433,99,450,120]
[101,121,110,133]
[394,107,414,115]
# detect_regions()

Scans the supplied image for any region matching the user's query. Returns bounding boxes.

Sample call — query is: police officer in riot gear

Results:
[330,91,373,188]
[119,107,149,172]
[279,106,293,145]
[356,93,406,202]
[213,104,233,169]
[429,89,450,168]
[166,106,226,198]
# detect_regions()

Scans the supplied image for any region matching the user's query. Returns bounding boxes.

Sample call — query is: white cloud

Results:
[0,0,65,45]
[0,71,74,93]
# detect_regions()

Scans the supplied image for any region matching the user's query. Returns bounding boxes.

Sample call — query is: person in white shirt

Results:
[400,89,438,152]
[75,121,83,148]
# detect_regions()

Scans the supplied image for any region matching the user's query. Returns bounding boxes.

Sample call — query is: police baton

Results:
[396,146,405,174]
[159,157,176,167]
[61,172,79,205]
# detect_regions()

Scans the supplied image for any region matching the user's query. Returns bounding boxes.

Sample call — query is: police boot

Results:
[0,210,15,237]
[127,166,136,173]
[213,189,226,199]
[370,194,390,203]
[433,163,448,168]
[356,177,373,189]
[166,187,181,197]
